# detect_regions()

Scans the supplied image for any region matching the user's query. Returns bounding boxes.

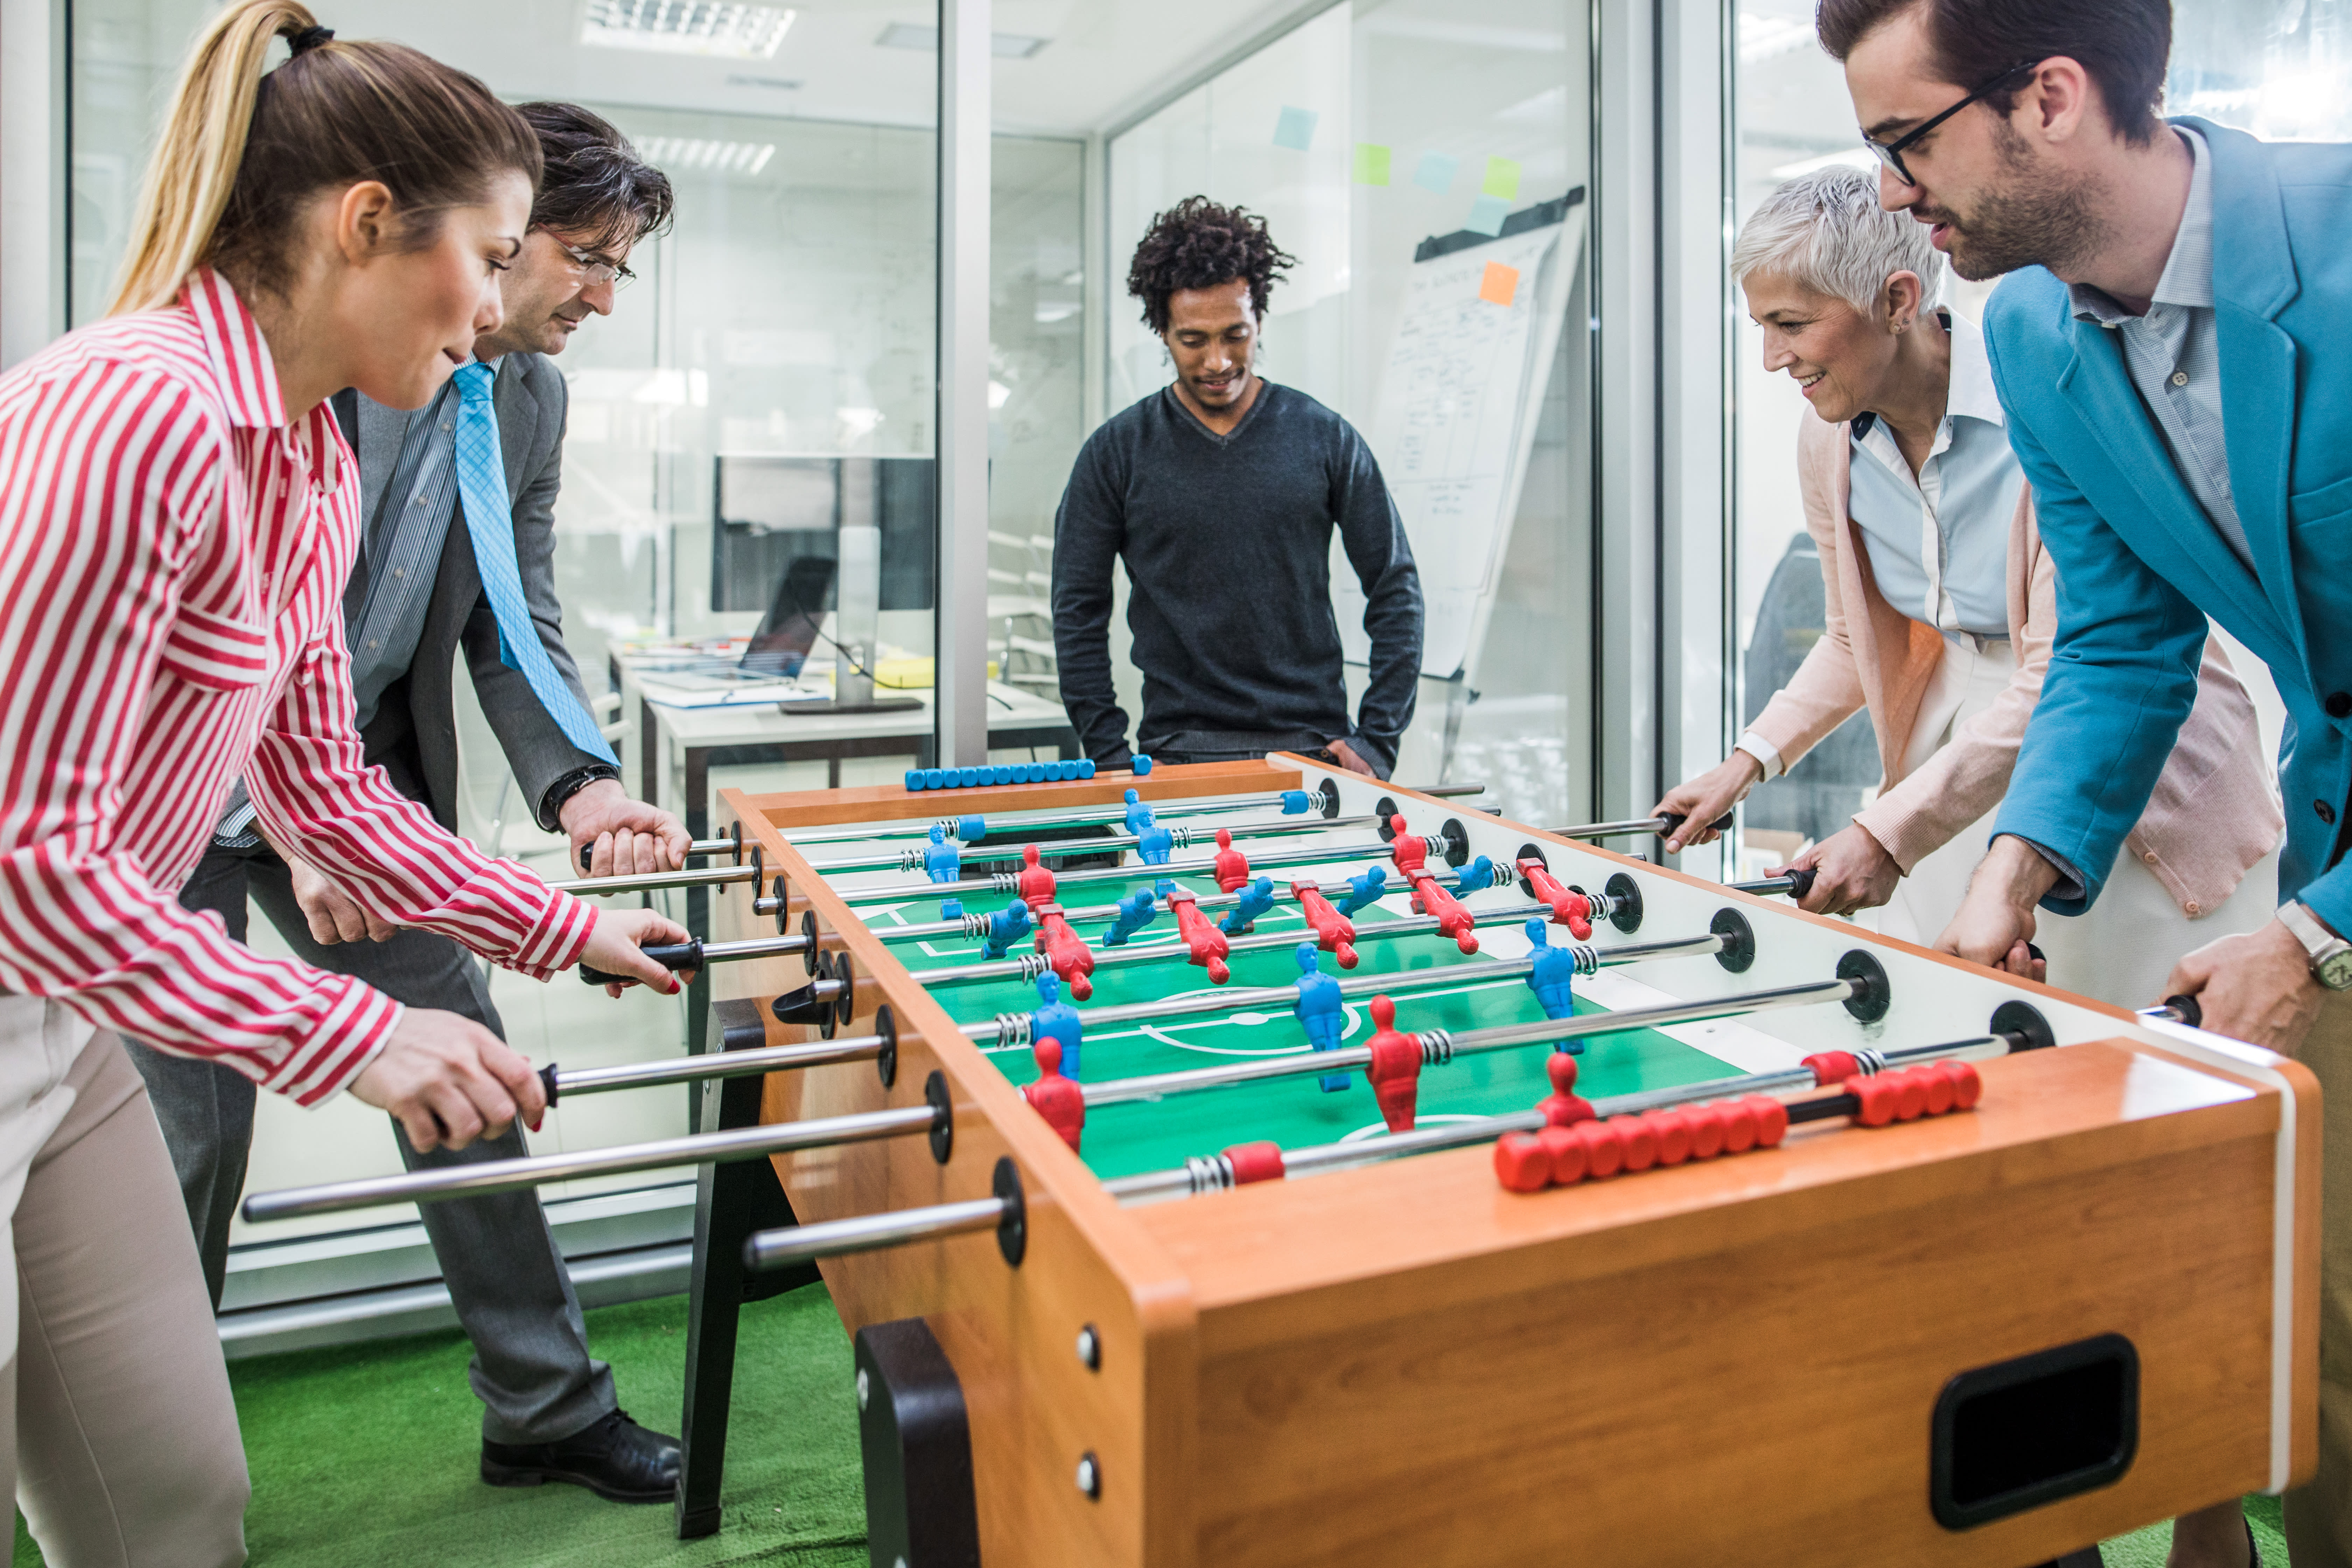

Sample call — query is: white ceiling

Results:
[332,0,1326,139]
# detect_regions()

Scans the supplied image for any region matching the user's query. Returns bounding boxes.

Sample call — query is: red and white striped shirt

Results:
[0,271,595,1104]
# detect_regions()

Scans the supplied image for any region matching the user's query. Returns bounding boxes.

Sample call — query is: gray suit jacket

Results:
[330,354,606,836]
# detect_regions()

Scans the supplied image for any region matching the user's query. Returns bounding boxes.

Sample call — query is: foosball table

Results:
[240,754,2318,1566]
[691,754,2320,1567]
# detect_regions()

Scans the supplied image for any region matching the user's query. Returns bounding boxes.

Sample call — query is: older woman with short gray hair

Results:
[1653,165,2279,1009]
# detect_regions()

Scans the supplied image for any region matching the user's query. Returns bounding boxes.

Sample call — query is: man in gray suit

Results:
[131,105,690,1504]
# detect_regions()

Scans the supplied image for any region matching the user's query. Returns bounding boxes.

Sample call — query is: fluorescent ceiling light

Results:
[1768,146,1876,178]
[582,1,796,59]
[636,135,778,176]
[874,22,1050,59]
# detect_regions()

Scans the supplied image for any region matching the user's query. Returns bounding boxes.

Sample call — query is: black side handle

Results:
[1657,811,1735,839]
[538,1063,559,1107]
[1783,865,1817,901]
[579,939,705,986]
[2153,994,2203,1029]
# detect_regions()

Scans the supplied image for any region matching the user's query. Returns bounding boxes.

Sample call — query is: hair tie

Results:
[288,24,335,55]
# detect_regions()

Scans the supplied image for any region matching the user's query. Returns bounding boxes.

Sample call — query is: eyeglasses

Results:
[551,238,637,290]
[1862,58,2042,185]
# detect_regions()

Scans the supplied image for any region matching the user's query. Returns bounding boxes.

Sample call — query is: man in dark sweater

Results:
[1051,197,1423,777]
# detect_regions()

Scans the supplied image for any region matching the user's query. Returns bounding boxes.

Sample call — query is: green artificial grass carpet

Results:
[13,1284,864,1568]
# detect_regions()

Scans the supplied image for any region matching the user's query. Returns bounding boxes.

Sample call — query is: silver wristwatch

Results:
[2280,900,2352,991]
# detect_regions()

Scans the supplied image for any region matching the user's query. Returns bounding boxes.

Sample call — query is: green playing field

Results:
[831,847,1754,1183]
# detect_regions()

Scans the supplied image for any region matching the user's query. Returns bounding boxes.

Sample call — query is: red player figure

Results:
[1387,814,1427,877]
[1365,995,1423,1133]
[1030,903,1094,1000]
[1212,827,1251,893]
[1164,889,1231,983]
[1022,1037,1085,1152]
[1016,843,1056,907]
[1290,878,1359,968]
[1407,870,1479,954]
[1536,1051,1594,1128]
[1518,858,1594,940]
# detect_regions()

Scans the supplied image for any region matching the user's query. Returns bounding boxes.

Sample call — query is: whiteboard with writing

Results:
[1337,207,1586,680]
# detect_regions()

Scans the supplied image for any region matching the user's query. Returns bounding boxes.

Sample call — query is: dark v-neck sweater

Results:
[1049,381,1424,774]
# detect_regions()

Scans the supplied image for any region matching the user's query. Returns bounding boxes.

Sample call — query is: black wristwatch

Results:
[540,764,620,830]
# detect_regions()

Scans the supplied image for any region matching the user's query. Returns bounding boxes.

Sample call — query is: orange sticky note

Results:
[1479,261,1519,307]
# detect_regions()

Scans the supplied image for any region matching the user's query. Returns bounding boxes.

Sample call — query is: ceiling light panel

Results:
[583,1,797,59]
[636,135,779,176]
[874,22,1050,58]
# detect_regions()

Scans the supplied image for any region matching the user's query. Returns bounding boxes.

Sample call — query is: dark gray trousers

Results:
[127,838,616,1446]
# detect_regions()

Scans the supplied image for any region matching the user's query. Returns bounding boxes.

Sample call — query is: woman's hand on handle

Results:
[575,908,698,999]
[1776,824,1902,916]
[1654,752,1764,853]
[350,1009,547,1152]
[1934,837,2054,983]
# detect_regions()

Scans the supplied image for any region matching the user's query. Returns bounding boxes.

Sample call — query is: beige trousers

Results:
[2287,989,2352,1568]
[5,1028,247,1568]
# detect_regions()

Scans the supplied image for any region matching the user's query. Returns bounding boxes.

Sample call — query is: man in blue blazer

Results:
[1823,1,2349,1563]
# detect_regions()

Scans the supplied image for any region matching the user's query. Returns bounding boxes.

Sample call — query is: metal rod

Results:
[548,863,762,898]
[769,782,1488,849]
[837,834,1418,904]
[743,1196,1008,1272]
[1102,1030,2011,1202]
[548,1033,887,1099]
[959,931,1730,1043]
[916,901,1559,987]
[803,812,1373,875]
[1416,784,1486,799]
[1079,977,1859,1107]
[579,931,812,984]
[241,1105,937,1221]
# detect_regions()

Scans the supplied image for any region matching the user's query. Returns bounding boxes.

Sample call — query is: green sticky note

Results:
[1482,156,1522,200]
[1353,143,1392,186]
[1274,105,1318,152]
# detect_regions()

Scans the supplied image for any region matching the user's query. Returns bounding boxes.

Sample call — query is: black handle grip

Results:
[578,940,703,986]
[538,1064,559,1107]
[2157,993,2203,1029]
[2026,942,2046,963]
[1657,811,1735,839]
[578,843,593,872]
[1784,865,1817,900]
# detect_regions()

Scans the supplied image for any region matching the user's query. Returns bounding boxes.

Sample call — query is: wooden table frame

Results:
[680,756,2317,1566]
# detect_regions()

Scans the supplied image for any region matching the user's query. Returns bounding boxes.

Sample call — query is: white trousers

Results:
[1872,634,2278,1011]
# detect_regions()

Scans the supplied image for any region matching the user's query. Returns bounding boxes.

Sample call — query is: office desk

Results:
[607,651,1077,1058]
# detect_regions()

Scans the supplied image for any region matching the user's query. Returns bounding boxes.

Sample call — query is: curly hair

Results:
[1126,196,1296,334]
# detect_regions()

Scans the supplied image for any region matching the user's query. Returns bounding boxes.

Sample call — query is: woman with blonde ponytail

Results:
[0,6,687,1558]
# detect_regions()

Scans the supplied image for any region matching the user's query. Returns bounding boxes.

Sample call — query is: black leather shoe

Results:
[481,1408,681,1504]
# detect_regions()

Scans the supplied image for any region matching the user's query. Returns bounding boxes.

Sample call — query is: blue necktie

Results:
[452,363,616,764]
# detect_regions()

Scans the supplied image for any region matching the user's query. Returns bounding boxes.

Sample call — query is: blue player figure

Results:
[1339,865,1388,916]
[981,899,1033,960]
[1524,917,1583,1048]
[1104,887,1159,947]
[939,899,963,922]
[1453,855,1498,894]
[1122,787,1156,837]
[1290,943,1351,1092]
[1218,876,1276,936]
[1031,971,1085,1080]
[923,823,961,883]
[1136,822,1175,864]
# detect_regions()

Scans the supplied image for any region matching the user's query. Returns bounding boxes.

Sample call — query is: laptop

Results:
[636,555,838,691]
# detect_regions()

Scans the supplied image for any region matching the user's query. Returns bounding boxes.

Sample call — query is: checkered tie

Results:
[453,362,616,764]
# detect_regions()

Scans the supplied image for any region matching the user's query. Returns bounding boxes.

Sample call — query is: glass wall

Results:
[1101,0,1596,826]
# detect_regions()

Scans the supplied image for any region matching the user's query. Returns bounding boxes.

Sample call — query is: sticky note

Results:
[1479,262,1520,307]
[1413,151,1459,192]
[1353,143,1392,185]
[1274,106,1318,151]
[1465,193,1510,236]
[1482,156,1522,200]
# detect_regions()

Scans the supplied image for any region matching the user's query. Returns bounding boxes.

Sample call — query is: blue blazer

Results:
[1984,117,2352,936]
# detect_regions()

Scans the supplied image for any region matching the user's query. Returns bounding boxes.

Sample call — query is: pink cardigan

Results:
[1745,408,2281,918]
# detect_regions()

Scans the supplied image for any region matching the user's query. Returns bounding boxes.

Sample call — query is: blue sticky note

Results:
[1465,193,1509,236]
[1413,151,1458,193]
[1273,105,1318,152]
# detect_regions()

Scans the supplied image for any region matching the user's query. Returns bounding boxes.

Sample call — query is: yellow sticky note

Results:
[1353,143,1392,185]
[1482,156,1522,200]
[1479,261,1520,307]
